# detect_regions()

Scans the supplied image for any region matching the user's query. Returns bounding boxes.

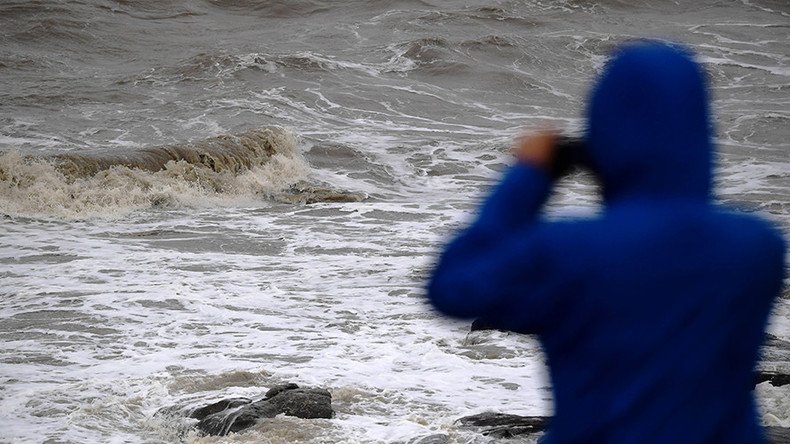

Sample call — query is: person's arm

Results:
[427,132,560,330]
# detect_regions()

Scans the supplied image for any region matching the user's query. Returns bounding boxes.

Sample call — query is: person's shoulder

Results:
[715,206,782,234]
[714,207,786,254]
[532,215,614,261]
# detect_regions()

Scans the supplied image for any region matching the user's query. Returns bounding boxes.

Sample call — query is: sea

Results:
[1,1,788,443]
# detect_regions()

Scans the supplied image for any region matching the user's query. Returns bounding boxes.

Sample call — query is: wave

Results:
[401,37,452,64]
[118,51,383,85]
[52,128,289,178]
[0,1,72,18]
[394,37,470,76]
[96,2,204,21]
[0,1,98,47]
[0,127,365,220]
[414,6,543,27]
[460,35,518,49]
[205,0,331,17]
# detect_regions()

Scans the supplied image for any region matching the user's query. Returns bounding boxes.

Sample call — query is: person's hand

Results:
[513,131,558,170]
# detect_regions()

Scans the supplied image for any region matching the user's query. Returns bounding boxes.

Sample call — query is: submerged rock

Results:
[457,412,548,439]
[756,372,790,388]
[407,433,450,444]
[192,383,333,436]
[458,412,790,443]
[469,324,790,389]
[189,397,252,420]
[757,335,790,388]
[470,318,502,332]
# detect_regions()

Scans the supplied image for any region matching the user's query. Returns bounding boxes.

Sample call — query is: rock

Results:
[469,325,790,388]
[407,433,450,444]
[757,335,790,387]
[197,405,261,437]
[458,412,790,443]
[260,385,333,419]
[460,327,790,440]
[264,382,300,399]
[457,412,548,438]
[470,318,501,332]
[470,318,535,335]
[189,397,252,420]
[194,383,333,436]
[755,372,790,388]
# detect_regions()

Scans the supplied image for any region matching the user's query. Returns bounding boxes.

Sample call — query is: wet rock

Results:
[757,335,790,387]
[469,318,533,335]
[457,412,548,438]
[755,372,790,388]
[458,412,790,443]
[470,318,502,332]
[264,382,299,399]
[189,397,252,420]
[407,433,450,444]
[194,383,333,436]
[460,326,790,440]
[469,325,790,388]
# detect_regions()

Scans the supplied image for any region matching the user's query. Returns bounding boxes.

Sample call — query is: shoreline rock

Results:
[456,326,790,442]
[457,412,790,443]
[457,412,548,439]
[174,383,333,437]
[755,372,790,388]
[471,321,790,389]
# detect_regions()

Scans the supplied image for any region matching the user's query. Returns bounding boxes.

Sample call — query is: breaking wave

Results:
[0,127,364,220]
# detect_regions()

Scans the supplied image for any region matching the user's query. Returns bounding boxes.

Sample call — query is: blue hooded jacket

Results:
[428,41,786,443]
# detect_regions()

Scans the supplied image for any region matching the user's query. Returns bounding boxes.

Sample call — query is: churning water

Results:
[1,1,789,442]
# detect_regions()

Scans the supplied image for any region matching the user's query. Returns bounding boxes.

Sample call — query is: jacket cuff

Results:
[477,163,553,233]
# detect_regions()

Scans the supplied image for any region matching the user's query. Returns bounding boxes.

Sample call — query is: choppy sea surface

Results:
[1,1,789,442]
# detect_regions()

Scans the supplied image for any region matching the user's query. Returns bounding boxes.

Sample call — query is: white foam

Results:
[700,55,790,77]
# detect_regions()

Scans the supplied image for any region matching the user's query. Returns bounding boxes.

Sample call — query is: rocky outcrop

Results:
[189,397,252,420]
[185,383,333,436]
[757,335,790,388]
[470,322,790,389]
[457,412,790,443]
[756,372,790,387]
[406,433,450,444]
[457,327,790,442]
[457,412,548,439]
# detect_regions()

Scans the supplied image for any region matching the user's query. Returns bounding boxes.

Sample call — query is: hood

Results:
[586,40,713,203]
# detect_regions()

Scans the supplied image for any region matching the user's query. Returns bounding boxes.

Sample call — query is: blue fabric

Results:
[427,41,786,443]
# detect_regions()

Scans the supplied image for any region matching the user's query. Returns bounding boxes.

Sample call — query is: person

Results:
[427,40,786,443]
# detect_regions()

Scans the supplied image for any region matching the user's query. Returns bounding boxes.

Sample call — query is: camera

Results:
[550,136,595,179]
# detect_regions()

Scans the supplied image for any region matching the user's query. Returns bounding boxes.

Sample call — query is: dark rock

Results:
[261,385,333,419]
[457,412,548,438]
[755,372,790,388]
[458,412,790,443]
[264,382,300,399]
[460,327,790,440]
[197,407,261,437]
[195,383,333,436]
[470,318,501,332]
[407,433,450,444]
[757,335,790,387]
[468,318,536,335]
[189,397,252,420]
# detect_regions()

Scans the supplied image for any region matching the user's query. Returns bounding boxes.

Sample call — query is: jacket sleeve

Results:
[427,163,559,332]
